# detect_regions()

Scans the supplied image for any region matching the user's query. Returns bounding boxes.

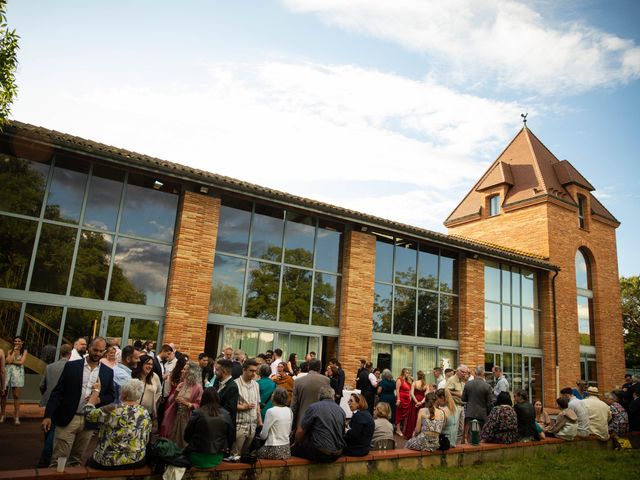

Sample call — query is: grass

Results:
[347,447,640,480]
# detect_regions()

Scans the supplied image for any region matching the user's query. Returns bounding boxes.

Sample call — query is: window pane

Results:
[119,176,178,241]
[83,166,124,231]
[375,238,394,283]
[44,158,89,224]
[258,331,274,355]
[0,215,37,289]
[417,290,438,338]
[224,327,244,352]
[440,295,458,340]
[575,250,589,289]
[587,356,598,387]
[284,214,315,267]
[439,348,457,371]
[513,353,523,392]
[394,242,417,286]
[0,155,49,217]
[217,201,252,255]
[104,315,125,347]
[70,230,113,300]
[315,220,342,272]
[245,260,280,321]
[64,308,102,345]
[393,286,416,336]
[23,303,63,366]
[503,353,512,381]
[440,251,458,293]
[30,223,76,294]
[484,302,501,344]
[484,262,501,302]
[241,330,259,356]
[312,272,339,327]
[392,344,413,378]
[0,301,22,354]
[279,266,312,324]
[521,270,536,308]
[416,346,437,385]
[373,283,392,333]
[511,270,520,305]
[109,238,171,306]
[577,296,593,346]
[511,307,522,347]
[418,245,438,290]
[501,266,511,304]
[210,254,246,316]
[250,205,284,261]
[522,309,539,348]
[128,318,160,347]
[501,305,511,346]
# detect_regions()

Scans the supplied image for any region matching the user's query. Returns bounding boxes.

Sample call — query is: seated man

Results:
[291,386,345,463]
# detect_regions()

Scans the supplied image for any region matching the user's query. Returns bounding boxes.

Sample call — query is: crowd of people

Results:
[1,334,640,472]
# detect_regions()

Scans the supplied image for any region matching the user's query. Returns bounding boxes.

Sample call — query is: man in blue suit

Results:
[41,336,115,468]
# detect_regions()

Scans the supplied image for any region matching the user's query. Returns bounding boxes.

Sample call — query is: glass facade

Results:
[372,341,457,381]
[484,352,543,403]
[222,326,320,360]
[210,197,344,327]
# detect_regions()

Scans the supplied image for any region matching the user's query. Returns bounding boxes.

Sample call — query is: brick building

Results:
[0,121,624,405]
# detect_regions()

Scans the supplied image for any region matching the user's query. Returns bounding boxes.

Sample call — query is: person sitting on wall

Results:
[344,393,375,456]
[257,387,293,460]
[480,391,520,444]
[572,379,589,400]
[405,392,445,452]
[513,389,540,442]
[371,401,395,449]
[560,387,590,437]
[534,400,552,431]
[582,387,611,441]
[603,391,629,439]
[544,397,578,441]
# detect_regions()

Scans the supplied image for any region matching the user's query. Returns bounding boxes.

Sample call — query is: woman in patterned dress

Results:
[84,378,152,470]
[480,391,520,444]
[394,368,412,436]
[3,337,27,424]
[170,361,203,448]
[405,392,445,452]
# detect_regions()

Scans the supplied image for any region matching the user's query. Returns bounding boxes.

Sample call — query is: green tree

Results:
[620,275,640,368]
[0,0,19,127]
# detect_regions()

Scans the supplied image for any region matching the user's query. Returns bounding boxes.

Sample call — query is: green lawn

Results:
[347,448,640,480]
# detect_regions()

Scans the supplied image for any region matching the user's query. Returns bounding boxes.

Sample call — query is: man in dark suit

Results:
[461,365,494,442]
[214,358,239,457]
[291,359,330,429]
[41,336,115,468]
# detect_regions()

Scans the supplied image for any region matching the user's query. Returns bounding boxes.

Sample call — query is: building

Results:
[0,121,624,405]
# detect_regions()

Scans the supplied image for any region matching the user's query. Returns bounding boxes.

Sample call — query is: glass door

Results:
[100,312,161,349]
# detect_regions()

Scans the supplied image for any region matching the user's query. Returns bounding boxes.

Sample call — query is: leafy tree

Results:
[620,275,640,368]
[0,0,19,128]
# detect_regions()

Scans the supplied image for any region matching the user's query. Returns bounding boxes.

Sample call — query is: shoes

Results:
[223,454,241,462]
[14,418,20,425]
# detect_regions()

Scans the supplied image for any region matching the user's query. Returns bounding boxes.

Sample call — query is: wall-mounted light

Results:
[153,180,164,190]
[199,186,209,194]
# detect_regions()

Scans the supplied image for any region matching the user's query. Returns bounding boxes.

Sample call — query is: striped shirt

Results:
[235,377,260,425]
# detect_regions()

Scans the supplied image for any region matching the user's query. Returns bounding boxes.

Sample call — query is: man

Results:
[231,359,262,459]
[461,366,494,442]
[69,337,87,361]
[270,348,284,376]
[621,374,634,409]
[231,349,245,379]
[142,340,156,357]
[438,368,454,389]
[628,387,640,432]
[356,361,377,415]
[158,344,177,399]
[215,358,239,430]
[41,337,115,468]
[291,358,330,429]
[113,345,141,398]
[433,367,444,387]
[446,364,469,445]
[572,379,589,400]
[222,346,234,361]
[513,389,538,441]
[291,385,345,463]
[560,387,590,437]
[582,386,612,440]
[37,343,72,467]
[199,353,212,386]
[328,358,345,404]
[492,365,509,397]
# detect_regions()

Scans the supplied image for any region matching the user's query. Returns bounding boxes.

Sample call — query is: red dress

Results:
[395,379,412,425]
[403,387,426,437]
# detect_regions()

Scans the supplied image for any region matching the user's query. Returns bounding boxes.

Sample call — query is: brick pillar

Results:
[163,192,220,359]
[458,256,485,368]
[338,229,376,385]
[539,271,559,406]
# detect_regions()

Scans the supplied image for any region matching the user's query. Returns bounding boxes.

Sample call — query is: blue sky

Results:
[7,0,640,276]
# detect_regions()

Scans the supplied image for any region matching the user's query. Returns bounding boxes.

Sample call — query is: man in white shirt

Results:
[560,387,590,437]
[492,365,509,397]
[69,337,87,361]
[270,348,284,376]
[582,386,612,440]
[232,359,262,459]
[438,368,454,390]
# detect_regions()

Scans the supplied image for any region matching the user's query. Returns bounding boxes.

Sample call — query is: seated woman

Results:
[405,392,445,452]
[436,388,459,447]
[544,397,578,441]
[480,391,519,444]
[257,387,293,459]
[534,400,552,430]
[84,378,152,470]
[371,401,395,449]
[344,393,375,456]
[184,387,233,468]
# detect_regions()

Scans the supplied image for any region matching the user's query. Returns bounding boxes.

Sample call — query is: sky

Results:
[7,0,640,276]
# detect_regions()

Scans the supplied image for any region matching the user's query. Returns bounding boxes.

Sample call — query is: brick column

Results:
[163,192,220,359]
[458,256,485,368]
[338,229,376,385]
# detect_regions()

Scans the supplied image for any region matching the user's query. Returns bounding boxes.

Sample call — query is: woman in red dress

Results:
[403,370,429,438]
[395,368,412,436]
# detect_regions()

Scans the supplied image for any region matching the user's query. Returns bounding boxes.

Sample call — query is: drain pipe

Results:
[552,269,560,397]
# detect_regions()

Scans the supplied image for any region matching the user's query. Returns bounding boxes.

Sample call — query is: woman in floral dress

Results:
[405,392,445,452]
[3,337,27,424]
[481,391,520,444]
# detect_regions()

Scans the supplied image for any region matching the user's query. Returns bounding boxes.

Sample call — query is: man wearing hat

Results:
[582,386,611,440]
[572,379,589,400]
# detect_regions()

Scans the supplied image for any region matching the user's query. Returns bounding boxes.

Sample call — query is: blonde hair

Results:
[374,401,392,420]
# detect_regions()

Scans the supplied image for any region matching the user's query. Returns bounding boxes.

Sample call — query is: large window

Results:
[222,326,320,360]
[576,249,594,346]
[210,198,343,327]
[372,341,457,380]
[484,261,539,348]
[373,236,458,340]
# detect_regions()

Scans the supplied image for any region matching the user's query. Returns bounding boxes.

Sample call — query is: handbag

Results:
[438,433,451,451]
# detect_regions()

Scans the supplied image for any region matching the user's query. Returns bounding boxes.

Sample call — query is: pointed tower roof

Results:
[444,127,619,227]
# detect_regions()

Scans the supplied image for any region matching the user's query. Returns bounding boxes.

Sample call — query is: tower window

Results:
[577,195,586,228]
[489,195,500,217]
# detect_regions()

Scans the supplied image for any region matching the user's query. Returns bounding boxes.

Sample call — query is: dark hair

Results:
[556,397,569,409]
[171,356,188,385]
[133,340,144,351]
[200,387,220,416]
[12,336,26,354]
[444,368,454,374]
[560,387,573,395]
[59,343,73,358]
[217,358,233,372]
[274,348,283,357]
[288,353,297,367]
[308,359,322,372]
[424,392,437,419]
[121,345,135,362]
[198,352,208,361]
[496,391,513,406]
[243,358,258,370]
[300,362,309,373]
[160,344,173,353]
[133,354,155,384]
[327,365,338,377]
[515,389,528,401]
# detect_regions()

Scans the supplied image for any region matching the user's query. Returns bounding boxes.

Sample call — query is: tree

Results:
[0,0,19,127]
[620,276,640,368]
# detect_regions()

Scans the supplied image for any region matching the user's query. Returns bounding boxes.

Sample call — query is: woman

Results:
[436,387,459,446]
[327,365,340,399]
[132,354,162,419]
[84,378,152,470]
[377,369,396,424]
[344,393,375,456]
[403,370,428,438]
[257,363,276,420]
[286,353,298,376]
[271,362,294,404]
[480,391,519,444]
[405,392,445,452]
[100,344,118,369]
[395,368,412,436]
[184,387,233,468]
[544,397,578,441]
[160,361,203,448]
[257,387,293,459]
[371,401,395,449]
[603,391,629,437]
[534,400,551,430]
[4,336,27,425]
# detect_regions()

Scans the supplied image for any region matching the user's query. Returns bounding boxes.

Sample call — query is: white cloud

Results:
[282,0,640,95]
